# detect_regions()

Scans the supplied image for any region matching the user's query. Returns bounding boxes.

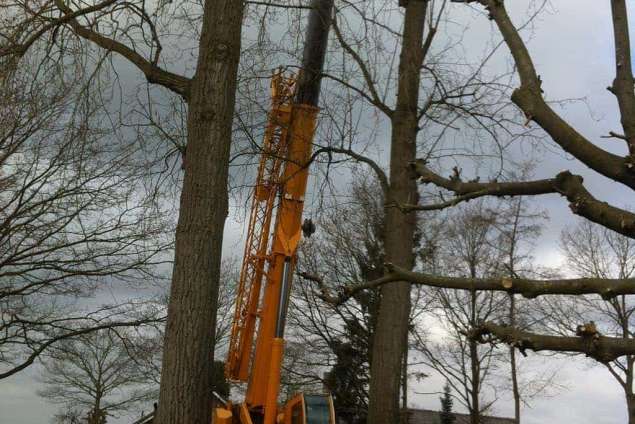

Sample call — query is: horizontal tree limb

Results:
[471,322,635,363]
[300,263,635,305]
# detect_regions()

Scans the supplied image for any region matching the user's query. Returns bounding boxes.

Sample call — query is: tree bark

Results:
[367,2,426,423]
[401,340,409,423]
[467,260,480,424]
[471,323,635,363]
[469,287,480,424]
[509,295,520,423]
[469,338,480,424]
[626,393,635,424]
[154,0,244,423]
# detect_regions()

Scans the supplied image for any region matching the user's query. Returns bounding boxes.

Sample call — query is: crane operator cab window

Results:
[287,394,335,424]
[304,395,334,424]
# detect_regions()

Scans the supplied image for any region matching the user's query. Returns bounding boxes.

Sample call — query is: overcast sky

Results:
[2,0,634,423]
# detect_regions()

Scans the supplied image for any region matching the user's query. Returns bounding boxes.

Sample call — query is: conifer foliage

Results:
[439,382,456,424]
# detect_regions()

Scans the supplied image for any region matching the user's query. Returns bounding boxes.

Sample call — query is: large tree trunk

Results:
[154,0,244,422]
[367,2,426,423]
[626,393,635,424]
[469,338,480,424]
[469,267,479,424]
[401,342,409,423]
[509,295,521,423]
[625,356,635,424]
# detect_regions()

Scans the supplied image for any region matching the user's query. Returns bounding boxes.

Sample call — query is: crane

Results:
[215,1,335,423]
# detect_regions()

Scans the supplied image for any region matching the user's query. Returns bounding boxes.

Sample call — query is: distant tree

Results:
[38,329,156,424]
[439,381,455,424]
[536,219,635,420]
[492,194,561,424]
[417,201,506,424]
[0,53,167,380]
[52,408,83,424]
[324,336,371,424]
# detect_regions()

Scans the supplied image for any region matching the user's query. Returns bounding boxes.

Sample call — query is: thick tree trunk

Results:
[367,2,426,423]
[401,342,409,423]
[469,338,480,424]
[154,0,244,423]
[625,358,635,424]
[469,272,480,424]
[510,346,520,422]
[509,295,521,423]
[626,393,635,424]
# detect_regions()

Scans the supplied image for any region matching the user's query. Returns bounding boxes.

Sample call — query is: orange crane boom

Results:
[225,72,297,383]
[218,1,335,424]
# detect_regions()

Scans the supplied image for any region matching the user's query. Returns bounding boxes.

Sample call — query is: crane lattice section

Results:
[226,71,297,381]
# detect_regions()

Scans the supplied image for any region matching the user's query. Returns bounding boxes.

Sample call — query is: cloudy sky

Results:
[2,0,634,423]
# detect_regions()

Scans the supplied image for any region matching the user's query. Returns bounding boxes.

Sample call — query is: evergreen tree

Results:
[439,382,456,424]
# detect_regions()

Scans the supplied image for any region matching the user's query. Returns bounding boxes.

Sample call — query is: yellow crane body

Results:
[225,73,296,383]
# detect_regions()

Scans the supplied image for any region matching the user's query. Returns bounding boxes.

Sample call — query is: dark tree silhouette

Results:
[439,381,456,424]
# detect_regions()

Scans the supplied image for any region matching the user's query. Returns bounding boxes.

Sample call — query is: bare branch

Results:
[312,146,390,197]
[411,160,635,239]
[331,11,392,117]
[246,1,313,9]
[53,0,191,99]
[479,0,635,187]
[471,322,635,363]
[304,262,635,306]
[1,313,163,380]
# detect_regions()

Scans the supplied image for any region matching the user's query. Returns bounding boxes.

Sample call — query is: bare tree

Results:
[491,194,561,423]
[533,220,635,420]
[415,202,506,424]
[309,2,635,398]
[0,47,168,380]
[312,0,635,354]
[301,0,529,420]
[304,1,635,415]
[365,0,635,302]
[38,329,157,424]
[2,0,245,421]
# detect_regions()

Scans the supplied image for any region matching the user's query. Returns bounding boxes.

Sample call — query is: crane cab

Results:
[284,394,336,424]
[213,393,335,424]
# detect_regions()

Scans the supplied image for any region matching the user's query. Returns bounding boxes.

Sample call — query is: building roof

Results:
[408,408,515,424]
